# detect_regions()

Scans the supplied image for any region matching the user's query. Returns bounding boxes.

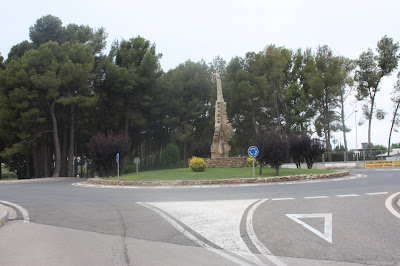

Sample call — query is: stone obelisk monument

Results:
[211,73,234,158]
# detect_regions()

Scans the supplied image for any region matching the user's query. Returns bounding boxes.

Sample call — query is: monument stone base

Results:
[204,157,246,168]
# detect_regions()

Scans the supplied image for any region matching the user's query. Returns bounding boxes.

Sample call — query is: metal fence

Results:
[316,150,388,163]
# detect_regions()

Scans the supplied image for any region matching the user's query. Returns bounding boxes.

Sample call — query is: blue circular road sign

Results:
[248,146,259,157]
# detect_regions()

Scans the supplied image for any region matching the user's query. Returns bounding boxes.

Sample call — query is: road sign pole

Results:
[248,146,259,177]
[253,158,255,177]
[116,153,120,181]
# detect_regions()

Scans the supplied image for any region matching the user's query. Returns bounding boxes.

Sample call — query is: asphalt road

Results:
[0,169,399,265]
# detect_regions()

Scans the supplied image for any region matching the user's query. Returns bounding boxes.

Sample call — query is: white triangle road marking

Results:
[285,213,333,243]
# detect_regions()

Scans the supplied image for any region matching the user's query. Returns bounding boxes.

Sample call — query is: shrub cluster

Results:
[1,172,17,179]
[247,157,259,167]
[189,157,207,172]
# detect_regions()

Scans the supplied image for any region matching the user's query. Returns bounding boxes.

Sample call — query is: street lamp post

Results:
[355,110,359,168]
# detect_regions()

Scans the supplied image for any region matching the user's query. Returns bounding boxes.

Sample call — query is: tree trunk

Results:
[48,100,61,177]
[183,142,187,168]
[274,96,281,130]
[124,102,130,135]
[43,142,50,177]
[275,166,279,176]
[388,101,400,156]
[74,141,78,177]
[368,99,375,158]
[340,97,348,161]
[61,123,68,176]
[0,156,2,180]
[67,104,75,177]
[252,111,259,136]
[26,155,31,179]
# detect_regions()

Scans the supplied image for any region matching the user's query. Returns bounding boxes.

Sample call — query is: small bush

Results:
[247,157,259,167]
[122,161,136,174]
[189,157,207,172]
[1,172,17,179]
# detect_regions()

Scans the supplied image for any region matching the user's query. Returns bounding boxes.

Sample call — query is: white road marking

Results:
[137,202,252,266]
[246,199,287,266]
[271,198,295,201]
[304,196,329,199]
[138,200,264,265]
[365,192,388,195]
[385,192,400,220]
[336,194,359,197]
[286,213,333,243]
[0,200,30,223]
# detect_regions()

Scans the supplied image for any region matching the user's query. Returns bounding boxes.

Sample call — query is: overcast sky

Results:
[1,0,399,151]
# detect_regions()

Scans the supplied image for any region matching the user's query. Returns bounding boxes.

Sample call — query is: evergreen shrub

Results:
[162,143,180,168]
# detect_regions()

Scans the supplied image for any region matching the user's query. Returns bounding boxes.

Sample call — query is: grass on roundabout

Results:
[108,167,335,181]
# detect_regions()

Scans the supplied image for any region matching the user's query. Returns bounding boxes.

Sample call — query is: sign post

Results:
[133,157,141,173]
[248,146,259,177]
[116,153,120,181]
[361,143,368,168]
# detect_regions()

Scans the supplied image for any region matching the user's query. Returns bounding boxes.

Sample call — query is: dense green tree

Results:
[263,45,292,130]
[336,57,355,161]
[355,36,399,156]
[0,48,48,178]
[283,49,314,133]
[0,54,5,70]
[306,45,343,160]
[225,53,267,155]
[6,41,35,64]
[29,15,65,46]
[162,60,213,164]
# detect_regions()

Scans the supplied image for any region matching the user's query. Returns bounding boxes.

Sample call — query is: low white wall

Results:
[282,161,364,170]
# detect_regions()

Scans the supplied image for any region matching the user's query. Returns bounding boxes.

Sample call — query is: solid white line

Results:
[365,192,388,195]
[246,199,287,266]
[0,200,30,223]
[304,196,329,199]
[271,198,295,201]
[336,194,359,197]
[137,202,252,266]
[385,192,400,220]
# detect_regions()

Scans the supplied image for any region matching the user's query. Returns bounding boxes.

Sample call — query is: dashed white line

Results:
[304,196,329,199]
[336,194,359,198]
[271,198,295,201]
[365,192,388,195]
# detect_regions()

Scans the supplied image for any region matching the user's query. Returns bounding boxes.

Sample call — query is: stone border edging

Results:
[87,171,349,187]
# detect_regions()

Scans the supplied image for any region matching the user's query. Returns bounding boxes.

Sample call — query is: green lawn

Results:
[109,167,335,181]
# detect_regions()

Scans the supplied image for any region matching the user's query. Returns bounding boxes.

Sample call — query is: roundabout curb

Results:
[79,171,352,189]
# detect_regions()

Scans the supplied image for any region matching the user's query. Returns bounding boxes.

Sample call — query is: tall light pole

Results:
[355,110,359,168]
